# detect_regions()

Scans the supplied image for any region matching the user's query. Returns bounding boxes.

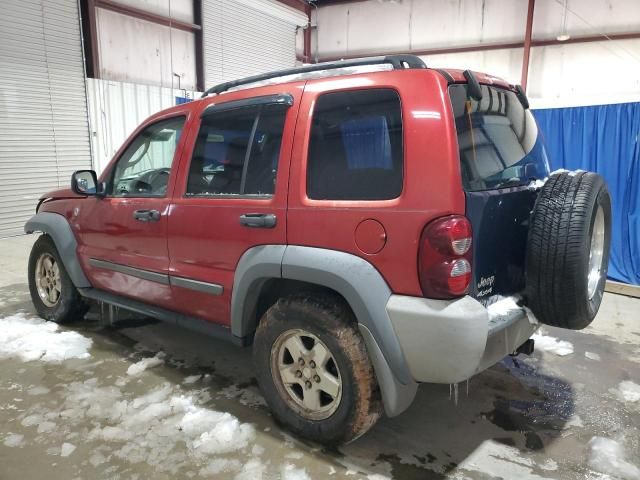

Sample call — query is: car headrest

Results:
[226,138,249,167]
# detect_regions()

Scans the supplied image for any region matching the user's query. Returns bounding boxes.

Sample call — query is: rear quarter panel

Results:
[287,70,465,296]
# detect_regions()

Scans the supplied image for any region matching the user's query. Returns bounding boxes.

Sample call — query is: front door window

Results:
[110,116,185,197]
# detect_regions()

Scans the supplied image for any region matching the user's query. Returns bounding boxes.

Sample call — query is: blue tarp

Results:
[533,103,640,285]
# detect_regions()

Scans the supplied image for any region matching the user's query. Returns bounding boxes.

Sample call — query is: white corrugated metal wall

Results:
[202,0,307,87]
[0,0,92,237]
[86,78,199,173]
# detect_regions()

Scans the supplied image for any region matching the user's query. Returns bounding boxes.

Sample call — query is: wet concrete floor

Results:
[1,235,639,479]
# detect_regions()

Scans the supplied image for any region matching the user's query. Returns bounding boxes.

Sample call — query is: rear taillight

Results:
[418,215,473,299]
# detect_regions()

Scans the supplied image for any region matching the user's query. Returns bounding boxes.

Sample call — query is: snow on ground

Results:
[60,442,76,457]
[183,374,202,384]
[3,433,24,448]
[126,352,165,375]
[531,329,574,356]
[585,352,601,361]
[614,381,640,403]
[452,440,555,480]
[565,415,585,429]
[56,378,256,474]
[587,437,640,480]
[281,463,311,480]
[0,313,92,362]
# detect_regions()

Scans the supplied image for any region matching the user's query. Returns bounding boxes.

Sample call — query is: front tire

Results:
[28,235,88,323]
[253,294,382,444]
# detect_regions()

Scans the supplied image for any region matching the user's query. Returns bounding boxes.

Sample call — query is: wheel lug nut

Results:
[309,361,316,368]
[305,381,312,389]
[298,358,305,366]
[295,370,302,378]
[314,375,320,383]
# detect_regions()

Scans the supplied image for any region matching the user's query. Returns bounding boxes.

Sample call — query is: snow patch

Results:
[234,459,266,480]
[199,458,242,476]
[60,442,76,457]
[585,352,601,361]
[485,295,540,325]
[565,415,584,429]
[487,296,522,318]
[615,381,640,403]
[74,382,255,471]
[183,374,202,384]
[0,313,92,362]
[531,329,574,356]
[3,433,24,447]
[281,464,311,480]
[528,178,547,190]
[456,440,555,480]
[587,437,640,480]
[126,352,165,375]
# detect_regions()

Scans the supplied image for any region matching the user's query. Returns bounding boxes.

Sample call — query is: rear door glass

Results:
[306,88,403,200]
[449,84,550,191]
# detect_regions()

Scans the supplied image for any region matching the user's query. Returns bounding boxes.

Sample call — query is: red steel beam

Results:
[521,0,536,91]
[275,0,309,14]
[95,0,202,32]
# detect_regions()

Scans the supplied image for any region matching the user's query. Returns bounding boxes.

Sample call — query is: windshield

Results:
[449,84,550,191]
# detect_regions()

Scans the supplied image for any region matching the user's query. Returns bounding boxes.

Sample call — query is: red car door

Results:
[74,110,192,309]
[167,83,303,325]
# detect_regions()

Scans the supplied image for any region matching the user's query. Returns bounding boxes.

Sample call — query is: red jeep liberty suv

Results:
[26,55,612,443]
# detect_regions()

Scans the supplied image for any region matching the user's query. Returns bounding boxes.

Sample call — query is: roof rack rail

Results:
[200,54,427,98]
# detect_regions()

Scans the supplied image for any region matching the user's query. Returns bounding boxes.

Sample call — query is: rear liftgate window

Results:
[449,84,550,191]
[307,89,403,200]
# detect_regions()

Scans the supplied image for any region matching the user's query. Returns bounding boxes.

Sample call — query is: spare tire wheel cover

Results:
[525,171,612,330]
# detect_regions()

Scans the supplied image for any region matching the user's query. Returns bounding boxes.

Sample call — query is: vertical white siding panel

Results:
[86,78,198,173]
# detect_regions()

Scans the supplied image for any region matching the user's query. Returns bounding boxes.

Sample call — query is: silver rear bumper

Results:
[387,295,538,384]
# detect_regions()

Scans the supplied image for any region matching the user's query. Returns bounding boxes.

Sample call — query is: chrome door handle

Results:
[133,209,161,222]
[239,213,276,228]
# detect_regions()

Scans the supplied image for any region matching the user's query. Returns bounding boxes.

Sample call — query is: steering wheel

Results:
[136,168,170,195]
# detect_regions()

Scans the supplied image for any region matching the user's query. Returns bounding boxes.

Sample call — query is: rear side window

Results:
[307,89,403,200]
[187,104,287,197]
[449,84,550,191]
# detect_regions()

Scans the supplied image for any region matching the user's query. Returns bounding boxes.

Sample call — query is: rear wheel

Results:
[253,294,382,444]
[525,171,611,329]
[28,235,88,323]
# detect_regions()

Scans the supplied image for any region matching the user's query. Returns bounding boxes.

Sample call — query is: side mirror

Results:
[71,170,100,196]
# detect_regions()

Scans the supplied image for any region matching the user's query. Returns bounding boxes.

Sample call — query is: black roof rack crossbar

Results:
[201,54,427,98]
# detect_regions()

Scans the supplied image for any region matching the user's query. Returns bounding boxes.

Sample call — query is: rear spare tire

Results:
[526,171,611,329]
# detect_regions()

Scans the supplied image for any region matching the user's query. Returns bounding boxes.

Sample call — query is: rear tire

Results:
[28,235,88,323]
[253,294,382,444]
[525,171,611,329]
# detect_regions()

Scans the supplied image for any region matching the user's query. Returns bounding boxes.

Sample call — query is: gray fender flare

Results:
[24,212,91,288]
[231,245,418,417]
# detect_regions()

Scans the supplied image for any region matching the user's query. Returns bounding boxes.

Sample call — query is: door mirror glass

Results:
[72,170,99,195]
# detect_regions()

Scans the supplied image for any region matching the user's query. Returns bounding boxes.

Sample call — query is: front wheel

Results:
[253,294,382,444]
[28,235,88,323]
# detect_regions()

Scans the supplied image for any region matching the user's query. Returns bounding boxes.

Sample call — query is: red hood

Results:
[39,188,83,201]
